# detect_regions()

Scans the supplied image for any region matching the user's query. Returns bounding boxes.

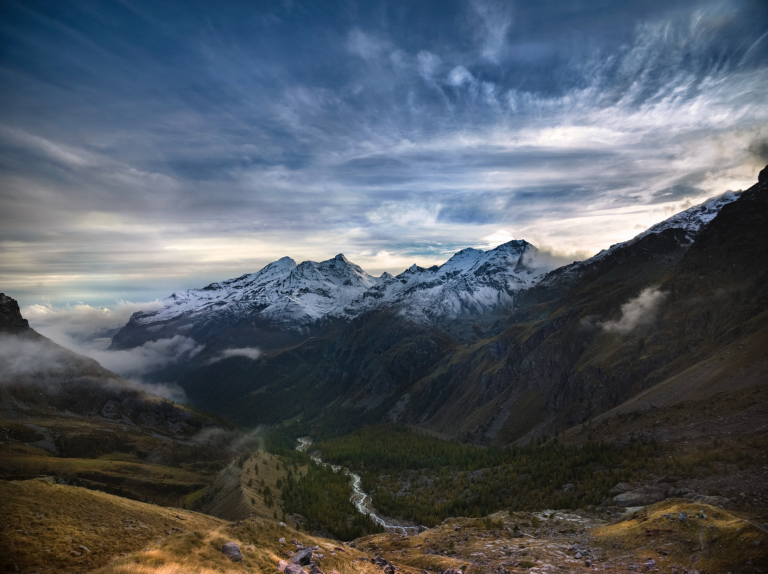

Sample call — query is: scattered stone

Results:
[78,545,91,553]
[280,537,286,543]
[309,566,323,574]
[278,559,289,572]
[222,542,243,562]
[291,548,313,566]
[70,551,81,557]
[278,521,287,528]
[585,559,592,567]
[285,564,305,574]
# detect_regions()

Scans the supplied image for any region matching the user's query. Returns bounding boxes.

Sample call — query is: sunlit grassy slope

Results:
[0,477,388,574]
[197,450,308,523]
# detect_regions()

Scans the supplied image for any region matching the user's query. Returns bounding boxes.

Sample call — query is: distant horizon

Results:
[12,185,746,310]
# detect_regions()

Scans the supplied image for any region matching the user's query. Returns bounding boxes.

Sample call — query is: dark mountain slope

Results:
[174,310,456,431]
[0,293,214,435]
[0,294,233,505]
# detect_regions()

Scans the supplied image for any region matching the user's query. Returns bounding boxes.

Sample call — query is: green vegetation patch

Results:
[315,424,665,526]
[280,462,384,540]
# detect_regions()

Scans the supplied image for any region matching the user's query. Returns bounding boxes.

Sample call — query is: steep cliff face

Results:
[0,293,30,333]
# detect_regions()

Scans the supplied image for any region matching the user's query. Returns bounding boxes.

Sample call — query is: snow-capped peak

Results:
[123,191,740,334]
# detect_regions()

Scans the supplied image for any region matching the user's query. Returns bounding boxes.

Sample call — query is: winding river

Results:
[296,437,420,535]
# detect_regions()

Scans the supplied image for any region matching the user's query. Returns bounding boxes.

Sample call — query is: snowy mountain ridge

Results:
[584,191,741,266]
[124,191,740,335]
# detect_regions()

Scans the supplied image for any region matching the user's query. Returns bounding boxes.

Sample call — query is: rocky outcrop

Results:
[0,293,30,333]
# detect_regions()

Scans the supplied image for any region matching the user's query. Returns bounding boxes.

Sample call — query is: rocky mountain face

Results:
[104,179,765,444]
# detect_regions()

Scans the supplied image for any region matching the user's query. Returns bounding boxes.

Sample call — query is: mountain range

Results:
[101,171,768,447]
[112,190,740,347]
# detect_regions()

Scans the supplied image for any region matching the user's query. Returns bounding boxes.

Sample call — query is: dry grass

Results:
[0,477,229,574]
[0,477,393,574]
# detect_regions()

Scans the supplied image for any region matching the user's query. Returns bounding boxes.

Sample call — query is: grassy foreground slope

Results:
[0,477,387,574]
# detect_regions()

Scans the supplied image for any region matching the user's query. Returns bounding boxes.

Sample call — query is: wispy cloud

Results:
[467,0,514,62]
[602,287,668,334]
[206,347,262,365]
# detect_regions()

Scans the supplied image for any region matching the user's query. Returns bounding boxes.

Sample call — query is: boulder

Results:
[613,485,667,507]
[291,548,313,566]
[372,555,396,574]
[608,483,634,495]
[285,565,305,574]
[222,542,243,562]
[278,560,289,572]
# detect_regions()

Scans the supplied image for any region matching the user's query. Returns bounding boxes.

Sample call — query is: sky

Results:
[1,0,768,312]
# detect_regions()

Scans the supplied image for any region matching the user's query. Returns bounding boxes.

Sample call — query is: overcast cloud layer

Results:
[1,0,767,308]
